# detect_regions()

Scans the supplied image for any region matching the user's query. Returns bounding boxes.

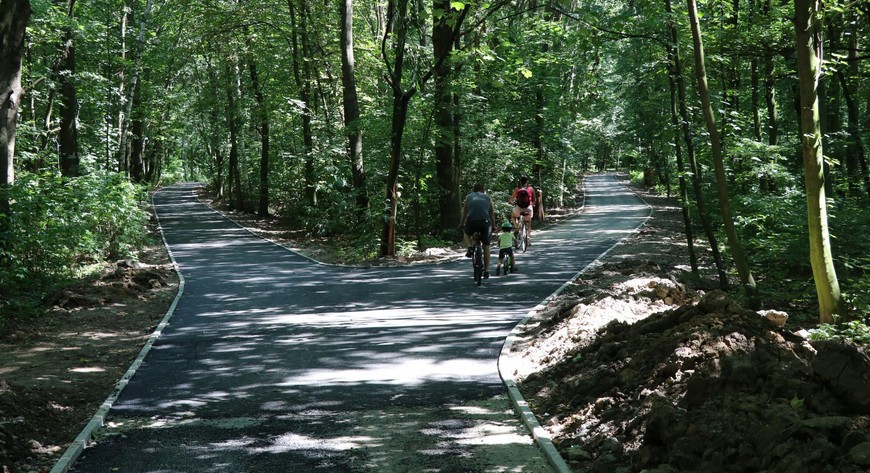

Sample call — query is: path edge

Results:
[49,190,187,473]
[497,173,652,473]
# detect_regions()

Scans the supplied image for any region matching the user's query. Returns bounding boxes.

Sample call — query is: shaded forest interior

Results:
[0,0,868,326]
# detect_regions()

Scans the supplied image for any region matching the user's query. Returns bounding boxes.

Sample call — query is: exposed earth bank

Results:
[507,186,870,472]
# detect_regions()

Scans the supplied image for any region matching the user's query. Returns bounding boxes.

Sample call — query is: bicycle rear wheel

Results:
[519,224,528,253]
[473,243,483,285]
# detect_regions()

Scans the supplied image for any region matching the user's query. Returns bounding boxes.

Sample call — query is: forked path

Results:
[67,173,649,472]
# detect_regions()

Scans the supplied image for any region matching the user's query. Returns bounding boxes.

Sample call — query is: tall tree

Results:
[225,59,243,210]
[380,0,415,257]
[248,56,270,218]
[118,0,155,177]
[793,0,841,322]
[687,0,758,301]
[379,0,468,256]
[57,0,80,177]
[1,0,31,220]
[433,0,460,233]
[836,12,869,197]
[664,0,698,277]
[128,82,145,181]
[340,0,367,221]
[288,0,316,207]
[665,0,729,287]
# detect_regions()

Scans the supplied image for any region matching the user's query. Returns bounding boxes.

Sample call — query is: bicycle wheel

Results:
[504,255,511,274]
[519,226,527,253]
[473,244,483,285]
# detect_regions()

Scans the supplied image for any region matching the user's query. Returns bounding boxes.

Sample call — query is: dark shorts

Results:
[498,248,514,259]
[465,219,492,245]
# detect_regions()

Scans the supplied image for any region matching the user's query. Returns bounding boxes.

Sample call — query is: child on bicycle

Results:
[496,220,517,276]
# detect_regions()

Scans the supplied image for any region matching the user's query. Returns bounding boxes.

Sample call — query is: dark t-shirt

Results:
[464,192,492,221]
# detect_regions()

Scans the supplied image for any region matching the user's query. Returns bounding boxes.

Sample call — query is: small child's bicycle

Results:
[502,251,512,275]
[496,220,515,276]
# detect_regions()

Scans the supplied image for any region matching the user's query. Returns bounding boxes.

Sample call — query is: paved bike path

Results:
[66,174,649,472]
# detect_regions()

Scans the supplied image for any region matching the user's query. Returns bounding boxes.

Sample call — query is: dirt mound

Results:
[0,254,178,472]
[42,260,173,312]
[520,291,870,472]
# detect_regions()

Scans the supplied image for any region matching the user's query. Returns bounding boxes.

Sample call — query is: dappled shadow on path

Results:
[70,177,647,472]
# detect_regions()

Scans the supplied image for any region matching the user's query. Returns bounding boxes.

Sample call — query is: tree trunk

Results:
[1,0,31,221]
[836,16,868,197]
[288,0,316,207]
[533,86,544,185]
[340,0,367,221]
[57,0,80,177]
[225,60,242,210]
[129,84,145,182]
[379,0,467,256]
[762,0,778,145]
[380,0,412,257]
[721,0,740,142]
[452,65,461,219]
[433,0,460,233]
[751,57,762,141]
[688,0,757,300]
[667,0,728,287]
[818,22,840,198]
[118,0,154,178]
[381,89,415,256]
[248,57,270,218]
[793,0,841,323]
[764,55,778,145]
[203,60,224,200]
[665,24,698,276]
[749,0,761,141]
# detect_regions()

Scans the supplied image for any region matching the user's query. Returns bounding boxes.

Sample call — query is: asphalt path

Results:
[66,173,650,472]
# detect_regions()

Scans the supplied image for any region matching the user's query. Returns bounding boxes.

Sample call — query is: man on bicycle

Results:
[460,182,496,279]
[509,175,535,246]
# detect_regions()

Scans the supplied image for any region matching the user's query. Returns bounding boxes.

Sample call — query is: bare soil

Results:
[0,229,179,473]
[3,177,869,473]
[506,186,870,472]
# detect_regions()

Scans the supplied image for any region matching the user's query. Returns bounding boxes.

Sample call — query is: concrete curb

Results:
[497,174,652,472]
[49,189,187,473]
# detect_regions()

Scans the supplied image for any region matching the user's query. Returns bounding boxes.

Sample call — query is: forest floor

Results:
[2,176,870,472]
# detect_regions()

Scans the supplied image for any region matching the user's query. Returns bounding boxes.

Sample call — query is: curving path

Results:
[64,173,650,472]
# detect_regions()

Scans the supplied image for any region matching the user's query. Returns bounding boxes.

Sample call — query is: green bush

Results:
[0,171,150,298]
[809,320,870,348]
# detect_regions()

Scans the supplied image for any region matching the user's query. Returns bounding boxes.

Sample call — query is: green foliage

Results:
[809,320,870,348]
[788,395,805,410]
[832,200,870,317]
[330,233,381,263]
[10,0,869,322]
[629,170,646,187]
[396,238,419,258]
[0,171,151,299]
[734,190,808,275]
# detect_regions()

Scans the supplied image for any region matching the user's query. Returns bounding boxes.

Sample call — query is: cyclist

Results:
[496,220,517,275]
[509,175,535,246]
[460,182,496,279]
